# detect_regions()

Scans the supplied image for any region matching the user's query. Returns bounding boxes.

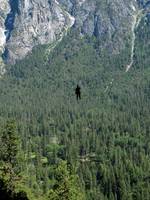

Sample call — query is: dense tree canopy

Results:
[0,14,150,200]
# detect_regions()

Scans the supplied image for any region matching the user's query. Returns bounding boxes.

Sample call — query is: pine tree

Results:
[0,121,20,188]
[0,121,19,165]
[48,161,85,200]
[0,121,29,199]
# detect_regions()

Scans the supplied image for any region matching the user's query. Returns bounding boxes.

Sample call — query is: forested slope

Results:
[0,14,150,200]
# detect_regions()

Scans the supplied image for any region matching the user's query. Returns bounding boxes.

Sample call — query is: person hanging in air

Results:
[75,85,81,100]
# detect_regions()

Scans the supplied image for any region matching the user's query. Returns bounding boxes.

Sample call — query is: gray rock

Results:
[5,0,75,64]
[0,0,10,74]
[0,0,149,64]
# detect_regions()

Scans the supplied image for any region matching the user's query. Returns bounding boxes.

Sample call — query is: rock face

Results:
[0,0,150,65]
[59,0,149,52]
[4,0,75,64]
[0,0,10,74]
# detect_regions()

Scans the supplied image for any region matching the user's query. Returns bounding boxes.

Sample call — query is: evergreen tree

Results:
[0,121,29,199]
[48,161,85,200]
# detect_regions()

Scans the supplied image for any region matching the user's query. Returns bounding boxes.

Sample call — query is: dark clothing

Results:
[75,85,81,100]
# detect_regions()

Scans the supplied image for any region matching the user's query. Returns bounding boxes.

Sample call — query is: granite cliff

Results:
[0,0,10,74]
[0,0,150,67]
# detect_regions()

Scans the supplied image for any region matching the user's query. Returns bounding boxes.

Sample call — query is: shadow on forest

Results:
[0,179,29,200]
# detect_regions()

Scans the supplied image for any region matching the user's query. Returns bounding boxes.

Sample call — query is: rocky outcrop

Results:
[58,0,141,53]
[5,0,75,64]
[0,0,10,74]
[1,0,150,65]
